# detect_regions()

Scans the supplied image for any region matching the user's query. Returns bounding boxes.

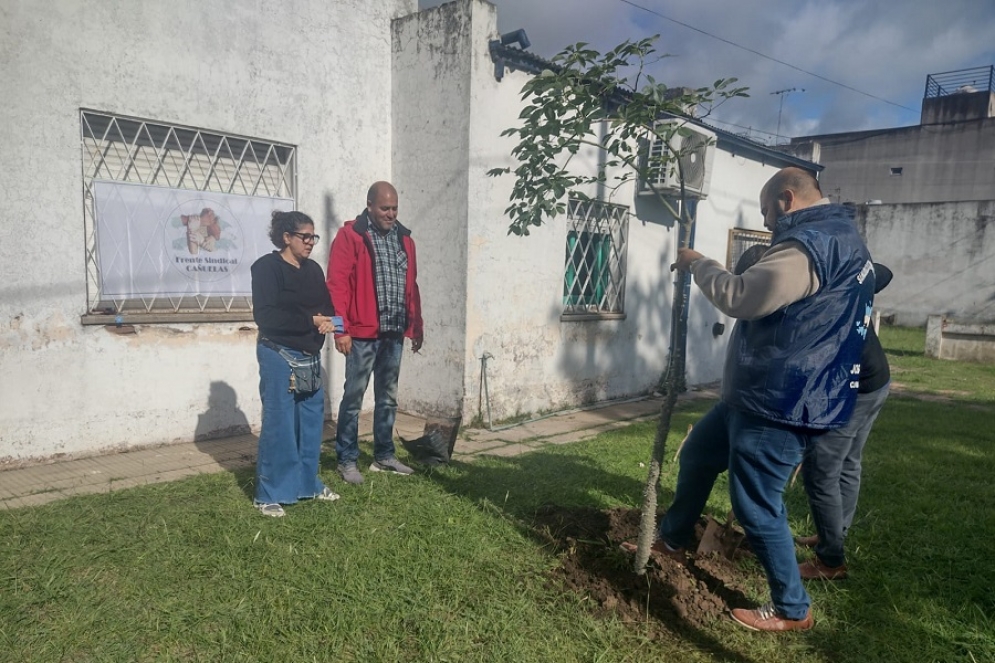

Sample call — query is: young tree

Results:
[488,36,747,574]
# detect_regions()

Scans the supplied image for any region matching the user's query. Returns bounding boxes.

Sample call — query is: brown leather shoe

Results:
[795,534,820,548]
[619,539,686,563]
[799,557,848,580]
[731,603,814,632]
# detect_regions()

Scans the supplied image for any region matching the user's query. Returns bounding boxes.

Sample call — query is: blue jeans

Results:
[658,401,811,619]
[802,383,890,568]
[335,337,404,464]
[255,343,327,504]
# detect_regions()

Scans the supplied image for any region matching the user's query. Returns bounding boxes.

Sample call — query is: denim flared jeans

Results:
[658,401,812,620]
[803,383,890,568]
[254,342,327,505]
[335,337,404,465]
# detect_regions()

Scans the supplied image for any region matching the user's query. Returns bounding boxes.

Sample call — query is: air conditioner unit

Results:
[638,121,716,199]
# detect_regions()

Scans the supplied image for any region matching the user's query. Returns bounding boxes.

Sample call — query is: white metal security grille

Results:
[726,228,771,272]
[563,197,629,316]
[80,110,296,323]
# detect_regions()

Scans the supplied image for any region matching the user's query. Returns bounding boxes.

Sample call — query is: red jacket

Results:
[326,213,423,341]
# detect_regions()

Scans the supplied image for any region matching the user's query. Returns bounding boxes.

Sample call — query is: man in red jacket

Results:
[326,181,424,485]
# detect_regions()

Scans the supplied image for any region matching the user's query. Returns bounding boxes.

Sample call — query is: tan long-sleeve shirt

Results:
[690,241,821,321]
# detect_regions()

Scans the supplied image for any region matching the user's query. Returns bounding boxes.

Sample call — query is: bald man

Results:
[656,167,875,631]
[326,182,423,485]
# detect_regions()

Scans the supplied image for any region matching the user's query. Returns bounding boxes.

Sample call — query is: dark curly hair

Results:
[268,210,315,248]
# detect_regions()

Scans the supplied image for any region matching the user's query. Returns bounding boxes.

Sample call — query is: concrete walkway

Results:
[0,389,717,510]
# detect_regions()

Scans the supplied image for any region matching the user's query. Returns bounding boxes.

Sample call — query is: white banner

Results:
[93,181,294,298]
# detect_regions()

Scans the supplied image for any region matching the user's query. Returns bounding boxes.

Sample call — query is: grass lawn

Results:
[1,326,993,662]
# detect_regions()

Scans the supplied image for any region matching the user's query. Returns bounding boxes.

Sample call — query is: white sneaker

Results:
[255,502,286,518]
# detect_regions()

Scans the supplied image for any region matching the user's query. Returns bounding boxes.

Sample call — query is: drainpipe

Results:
[479,352,494,429]
[661,198,697,393]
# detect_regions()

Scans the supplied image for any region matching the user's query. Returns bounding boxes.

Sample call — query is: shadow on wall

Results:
[322,190,345,415]
[549,231,728,408]
[193,381,258,475]
[195,381,251,442]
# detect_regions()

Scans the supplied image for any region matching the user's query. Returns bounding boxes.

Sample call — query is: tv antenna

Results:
[771,87,805,143]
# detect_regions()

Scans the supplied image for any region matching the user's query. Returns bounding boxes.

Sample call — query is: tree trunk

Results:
[633,204,693,574]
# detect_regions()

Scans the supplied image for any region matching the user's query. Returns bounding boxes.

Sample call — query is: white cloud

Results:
[418,0,995,139]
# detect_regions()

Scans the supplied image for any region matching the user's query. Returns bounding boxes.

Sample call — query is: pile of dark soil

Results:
[531,505,764,634]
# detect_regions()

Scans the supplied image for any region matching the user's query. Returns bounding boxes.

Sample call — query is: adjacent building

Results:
[784,66,995,326]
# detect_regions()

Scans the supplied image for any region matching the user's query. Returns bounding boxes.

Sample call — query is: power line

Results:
[617,0,917,112]
[705,117,780,139]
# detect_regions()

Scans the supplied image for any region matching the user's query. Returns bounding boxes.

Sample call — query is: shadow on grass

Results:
[882,348,924,358]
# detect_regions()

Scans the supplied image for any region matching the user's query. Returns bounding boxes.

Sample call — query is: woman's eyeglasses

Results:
[289,232,320,243]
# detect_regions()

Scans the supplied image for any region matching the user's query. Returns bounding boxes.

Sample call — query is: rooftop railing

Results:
[924,66,995,98]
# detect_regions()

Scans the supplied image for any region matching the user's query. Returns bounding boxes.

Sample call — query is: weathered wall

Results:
[450,0,784,422]
[789,118,995,204]
[391,1,473,419]
[926,316,995,363]
[856,201,995,326]
[682,156,783,384]
[0,0,416,461]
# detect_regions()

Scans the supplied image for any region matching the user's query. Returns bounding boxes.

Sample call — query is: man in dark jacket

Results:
[796,265,893,580]
[326,181,423,485]
[661,167,875,632]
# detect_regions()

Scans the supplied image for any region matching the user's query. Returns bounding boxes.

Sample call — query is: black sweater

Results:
[859,263,893,393]
[251,252,333,354]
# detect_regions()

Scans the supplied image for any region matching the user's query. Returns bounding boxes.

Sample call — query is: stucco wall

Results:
[856,201,995,326]
[450,0,784,422]
[391,1,474,419]
[682,155,781,384]
[792,118,995,204]
[0,0,416,462]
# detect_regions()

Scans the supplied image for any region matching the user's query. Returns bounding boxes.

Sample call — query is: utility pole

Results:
[771,87,805,144]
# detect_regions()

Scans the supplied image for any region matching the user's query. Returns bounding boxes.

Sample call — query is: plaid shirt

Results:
[368,225,408,334]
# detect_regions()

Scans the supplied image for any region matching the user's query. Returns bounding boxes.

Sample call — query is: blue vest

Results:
[721,204,875,430]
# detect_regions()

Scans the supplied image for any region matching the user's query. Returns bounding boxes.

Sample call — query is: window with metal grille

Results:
[80,110,296,324]
[563,197,628,318]
[726,227,771,272]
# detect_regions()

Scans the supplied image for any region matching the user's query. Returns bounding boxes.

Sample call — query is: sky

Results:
[418,0,995,144]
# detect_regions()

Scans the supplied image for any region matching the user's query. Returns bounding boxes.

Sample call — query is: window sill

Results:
[81,312,255,326]
[560,312,626,322]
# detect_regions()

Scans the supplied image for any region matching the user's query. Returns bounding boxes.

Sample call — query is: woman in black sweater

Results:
[250,210,339,517]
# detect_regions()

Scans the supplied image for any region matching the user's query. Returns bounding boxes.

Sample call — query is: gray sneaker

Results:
[337,463,364,485]
[370,457,415,476]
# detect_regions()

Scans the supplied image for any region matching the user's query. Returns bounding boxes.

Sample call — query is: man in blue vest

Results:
[658,167,875,631]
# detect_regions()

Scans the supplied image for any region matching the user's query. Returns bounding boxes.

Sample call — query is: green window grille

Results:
[563,197,628,315]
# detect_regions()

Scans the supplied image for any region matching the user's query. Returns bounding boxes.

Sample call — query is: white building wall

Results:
[455,0,785,422]
[391,1,473,419]
[684,154,780,384]
[461,61,667,420]
[0,0,416,462]
[0,0,818,461]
